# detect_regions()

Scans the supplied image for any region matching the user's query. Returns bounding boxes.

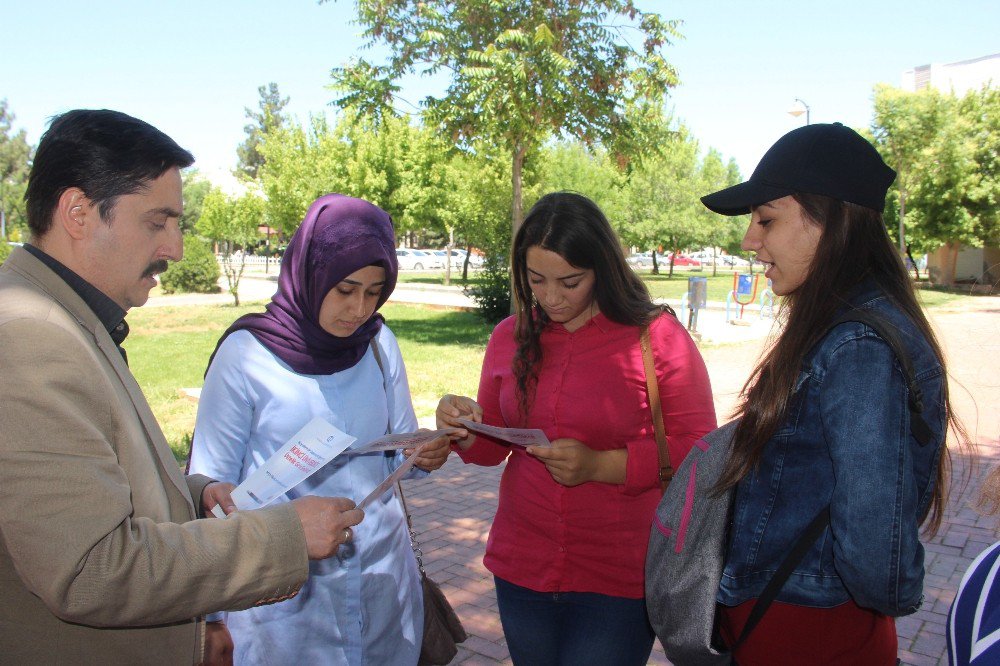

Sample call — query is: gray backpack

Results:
[645,310,933,665]
[645,420,738,666]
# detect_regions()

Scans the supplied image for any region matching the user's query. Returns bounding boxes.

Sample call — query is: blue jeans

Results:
[494,576,655,666]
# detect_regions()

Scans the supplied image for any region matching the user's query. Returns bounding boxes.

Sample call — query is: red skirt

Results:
[718,598,897,665]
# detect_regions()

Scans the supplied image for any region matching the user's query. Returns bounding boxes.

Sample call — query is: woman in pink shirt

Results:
[437,192,716,665]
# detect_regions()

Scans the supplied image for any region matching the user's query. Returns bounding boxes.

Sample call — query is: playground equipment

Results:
[726,273,760,324]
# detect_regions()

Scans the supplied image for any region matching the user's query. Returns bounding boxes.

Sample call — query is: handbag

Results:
[369,336,467,664]
[396,482,468,665]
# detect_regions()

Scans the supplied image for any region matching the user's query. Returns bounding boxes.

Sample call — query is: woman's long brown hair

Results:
[717,193,968,536]
[510,192,672,420]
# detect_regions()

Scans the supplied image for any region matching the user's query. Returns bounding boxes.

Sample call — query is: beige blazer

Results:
[0,248,309,664]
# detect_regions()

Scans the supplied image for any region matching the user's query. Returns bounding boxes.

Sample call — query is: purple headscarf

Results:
[211,194,398,375]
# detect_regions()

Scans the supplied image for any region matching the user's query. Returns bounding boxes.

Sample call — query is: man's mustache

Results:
[143,260,170,278]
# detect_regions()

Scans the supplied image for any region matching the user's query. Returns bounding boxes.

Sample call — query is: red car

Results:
[666,253,702,267]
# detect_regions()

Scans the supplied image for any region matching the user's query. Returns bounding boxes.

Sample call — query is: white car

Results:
[721,254,751,267]
[448,249,484,269]
[429,250,451,269]
[627,252,655,268]
[395,248,437,270]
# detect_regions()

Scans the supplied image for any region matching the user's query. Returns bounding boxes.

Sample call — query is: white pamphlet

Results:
[457,418,551,448]
[211,417,356,518]
[345,428,460,455]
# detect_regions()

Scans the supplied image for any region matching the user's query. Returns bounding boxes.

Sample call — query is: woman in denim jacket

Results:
[701,123,967,665]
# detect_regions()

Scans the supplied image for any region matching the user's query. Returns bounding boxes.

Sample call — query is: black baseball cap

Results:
[701,122,896,216]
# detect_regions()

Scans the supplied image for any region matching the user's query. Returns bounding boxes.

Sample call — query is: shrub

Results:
[0,242,11,263]
[466,251,511,325]
[160,235,221,294]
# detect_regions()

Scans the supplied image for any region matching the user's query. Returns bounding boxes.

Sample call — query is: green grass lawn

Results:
[129,273,984,462]
[125,301,491,461]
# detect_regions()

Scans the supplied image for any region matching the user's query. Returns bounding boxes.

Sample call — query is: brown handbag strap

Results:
[640,326,672,491]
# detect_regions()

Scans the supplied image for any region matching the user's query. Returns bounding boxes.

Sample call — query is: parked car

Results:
[429,250,451,269]
[396,248,437,270]
[667,253,702,267]
[449,248,484,268]
[688,251,718,265]
[721,254,751,267]
[626,252,655,268]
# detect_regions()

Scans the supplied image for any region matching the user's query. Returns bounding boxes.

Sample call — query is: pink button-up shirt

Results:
[459,312,716,598]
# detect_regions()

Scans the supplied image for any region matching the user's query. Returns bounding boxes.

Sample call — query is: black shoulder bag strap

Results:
[734,308,933,648]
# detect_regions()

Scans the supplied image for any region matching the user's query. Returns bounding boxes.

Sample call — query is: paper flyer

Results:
[212,417,356,518]
[357,446,425,510]
[345,428,460,455]
[457,418,551,448]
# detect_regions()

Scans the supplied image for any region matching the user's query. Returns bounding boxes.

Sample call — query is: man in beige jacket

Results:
[0,109,363,663]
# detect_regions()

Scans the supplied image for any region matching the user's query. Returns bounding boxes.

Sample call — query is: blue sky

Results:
[2,0,997,187]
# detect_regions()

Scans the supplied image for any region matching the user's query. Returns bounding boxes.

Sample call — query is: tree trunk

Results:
[898,190,907,256]
[905,245,921,281]
[443,228,453,287]
[511,144,527,238]
[510,144,528,314]
[939,241,960,287]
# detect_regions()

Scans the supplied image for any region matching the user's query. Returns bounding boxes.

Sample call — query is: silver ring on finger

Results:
[343,527,353,543]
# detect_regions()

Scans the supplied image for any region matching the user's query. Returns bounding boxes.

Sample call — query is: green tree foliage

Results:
[258,115,344,233]
[959,86,1000,246]
[237,83,290,181]
[536,142,625,222]
[257,109,514,276]
[0,100,32,241]
[180,170,213,234]
[337,113,410,222]
[872,84,994,284]
[696,149,746,275]
[620,125,703,275]
[197,188,264,305]
[873,85,957,256]
[160,235,221,294]
[447,146,516,279]
[325,0,681,236]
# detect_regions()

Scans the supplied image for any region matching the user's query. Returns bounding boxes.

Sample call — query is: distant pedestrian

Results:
[698,122,969,664]
[437,191,717,665]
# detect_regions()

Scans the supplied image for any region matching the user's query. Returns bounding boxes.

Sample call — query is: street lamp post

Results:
[787,98,811,125]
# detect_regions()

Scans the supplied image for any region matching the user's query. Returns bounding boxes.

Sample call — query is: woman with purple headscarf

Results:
[189,194,450,665]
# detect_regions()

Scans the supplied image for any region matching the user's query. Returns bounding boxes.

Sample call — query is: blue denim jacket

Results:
[717,284,946,617]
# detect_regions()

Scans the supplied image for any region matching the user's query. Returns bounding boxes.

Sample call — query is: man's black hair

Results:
[25,109,195,237]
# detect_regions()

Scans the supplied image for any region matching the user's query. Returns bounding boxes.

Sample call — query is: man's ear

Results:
[55,188,96,241]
